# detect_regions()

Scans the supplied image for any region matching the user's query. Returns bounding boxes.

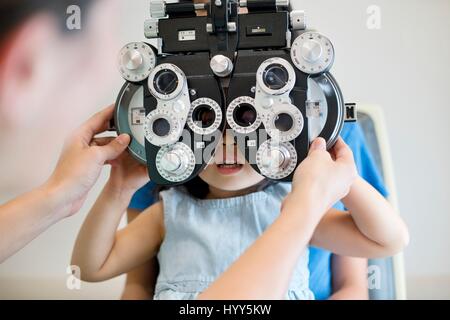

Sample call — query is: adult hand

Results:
[0,105,132,263]
[107,148,149,196]
[45,105,131,217]
[290,137,358,216]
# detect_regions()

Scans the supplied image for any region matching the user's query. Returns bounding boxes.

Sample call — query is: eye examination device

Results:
[113,0,357,185]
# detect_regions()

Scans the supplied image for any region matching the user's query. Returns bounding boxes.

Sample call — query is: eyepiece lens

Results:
[154,69,178,95]
[192,105,216,129]
[263,64,289,90]
[274,113,293,132]
[152,118,171,137]
[233,103,257,128]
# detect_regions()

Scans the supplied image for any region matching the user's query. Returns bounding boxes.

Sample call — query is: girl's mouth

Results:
[216,163,244,175]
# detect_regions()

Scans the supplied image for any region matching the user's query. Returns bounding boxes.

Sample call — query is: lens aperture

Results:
[274,113,294,132]
[192,105,216,128]
[154,69,179,95]
[234,103,257,127]
[263,64,289,90]
[152,118,171,137]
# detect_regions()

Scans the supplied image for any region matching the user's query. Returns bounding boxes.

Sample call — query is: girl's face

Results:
[199,132,265,192]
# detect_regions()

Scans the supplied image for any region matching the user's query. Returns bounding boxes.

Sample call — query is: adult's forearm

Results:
[199,195,321,300]
[0,183,63,263]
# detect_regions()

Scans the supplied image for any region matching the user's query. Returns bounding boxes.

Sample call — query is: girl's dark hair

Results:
[153,175,276,200]
[0,0,93,43]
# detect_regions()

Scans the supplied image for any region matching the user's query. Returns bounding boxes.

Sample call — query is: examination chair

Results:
[358,104,407,300]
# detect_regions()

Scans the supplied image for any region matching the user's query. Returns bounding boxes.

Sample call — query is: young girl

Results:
[71,132,409,300]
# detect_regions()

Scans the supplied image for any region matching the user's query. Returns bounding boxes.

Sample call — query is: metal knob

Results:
[262,148,286,171]
[118,42,156,82]
[291,32,335,74]
[156,143,196,183]
[150,0,166,18]
[301,40,323,63]
[210,55,234,77]
[256,140,297,179]
[160,150,183,173]
[276,0,289,7]
[122,49,143,71]
[290,10,307,31]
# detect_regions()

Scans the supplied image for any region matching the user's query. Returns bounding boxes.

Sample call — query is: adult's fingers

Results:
[90,136,116,147]
[333,138,354,164]
[308,137,326,155]
[96,134,130,162]
[79,105,115,141]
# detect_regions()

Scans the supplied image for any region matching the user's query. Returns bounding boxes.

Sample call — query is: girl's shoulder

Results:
[266,182,292,200]
[141,199,164,216]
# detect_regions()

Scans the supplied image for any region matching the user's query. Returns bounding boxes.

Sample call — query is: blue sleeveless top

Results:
[153,182,314,300]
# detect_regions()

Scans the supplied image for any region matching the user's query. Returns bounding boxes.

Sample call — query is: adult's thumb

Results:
[99,134,130,161]
[308,137,326,154]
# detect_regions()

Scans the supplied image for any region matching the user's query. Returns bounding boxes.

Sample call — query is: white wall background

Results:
[0,0,449,299]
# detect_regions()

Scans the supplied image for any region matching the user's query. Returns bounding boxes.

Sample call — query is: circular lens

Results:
[152,118,171,137]
[153,69,179,95]
[192,105,216,128]
[274,113,294,132]
[263,64,289,90]
[233,103,257,127]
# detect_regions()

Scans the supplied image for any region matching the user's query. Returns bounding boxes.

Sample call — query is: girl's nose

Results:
[222,129,235,145]
[217,130,237,164]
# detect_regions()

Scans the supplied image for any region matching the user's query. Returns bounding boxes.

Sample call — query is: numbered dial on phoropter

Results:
[291,32,335,75]
[187,98,223,135]
[148,64,186,101]
[263,104,304,142]
[226,96,262,134]
[257,58,296,96]
[156,142,196,183]
[143,109,182,147]
[254,58,304,142]
[118,42,156,82]
[256,139,298,180]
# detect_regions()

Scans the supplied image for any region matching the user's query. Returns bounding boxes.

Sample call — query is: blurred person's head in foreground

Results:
[0,0,119,191]
[0,0,120,129]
